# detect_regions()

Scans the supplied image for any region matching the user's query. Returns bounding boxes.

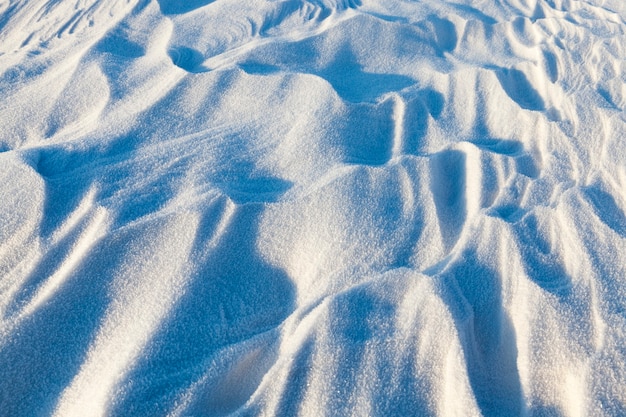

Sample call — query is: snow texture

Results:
[0,0,625,415]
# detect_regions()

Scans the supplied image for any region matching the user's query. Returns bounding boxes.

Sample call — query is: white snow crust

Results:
[0,0,625,415]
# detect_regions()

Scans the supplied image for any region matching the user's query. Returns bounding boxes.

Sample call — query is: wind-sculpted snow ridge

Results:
[0,0,625,415]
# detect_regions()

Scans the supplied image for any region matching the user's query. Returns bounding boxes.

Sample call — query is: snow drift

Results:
[0,0,625,415]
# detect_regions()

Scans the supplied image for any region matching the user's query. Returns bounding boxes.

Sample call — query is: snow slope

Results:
[0,0,625,415]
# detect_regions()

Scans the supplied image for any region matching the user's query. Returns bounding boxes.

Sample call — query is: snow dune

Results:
[0,0,625,415]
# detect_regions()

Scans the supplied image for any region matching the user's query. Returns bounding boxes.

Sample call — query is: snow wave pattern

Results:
[0,0,625,416]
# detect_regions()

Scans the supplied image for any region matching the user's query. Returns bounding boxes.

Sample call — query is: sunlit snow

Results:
[0,0,625,415]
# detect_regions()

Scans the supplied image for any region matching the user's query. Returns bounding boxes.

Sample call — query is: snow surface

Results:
[0,0,625,415]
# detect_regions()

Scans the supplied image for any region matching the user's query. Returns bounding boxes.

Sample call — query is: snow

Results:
[0,0,625,415]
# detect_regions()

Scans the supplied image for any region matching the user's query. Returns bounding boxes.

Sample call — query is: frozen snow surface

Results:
[0,0,625,415]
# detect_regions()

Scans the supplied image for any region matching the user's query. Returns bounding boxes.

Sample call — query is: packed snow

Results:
[0,0,625,415]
